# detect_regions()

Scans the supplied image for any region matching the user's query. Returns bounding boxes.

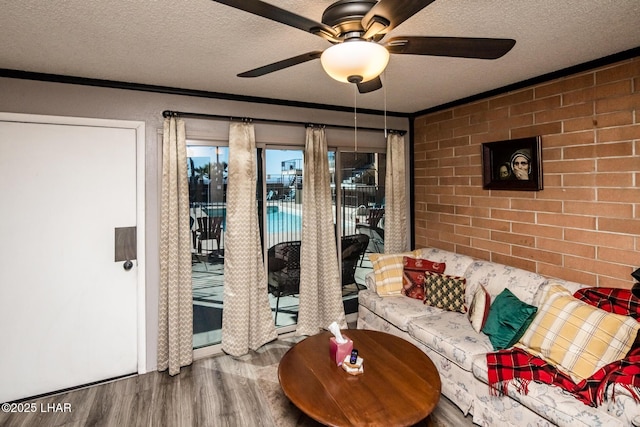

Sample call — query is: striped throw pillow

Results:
[370,251,419,296]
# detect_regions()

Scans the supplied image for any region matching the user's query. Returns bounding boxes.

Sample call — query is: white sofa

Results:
[356,247,640,427]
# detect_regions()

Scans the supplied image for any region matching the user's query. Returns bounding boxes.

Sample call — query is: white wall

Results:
[0,76,409,371]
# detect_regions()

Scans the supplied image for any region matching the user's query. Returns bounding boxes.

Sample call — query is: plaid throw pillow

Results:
[401,256,446,300]
[517,283,640,382]
[423,272,467,313]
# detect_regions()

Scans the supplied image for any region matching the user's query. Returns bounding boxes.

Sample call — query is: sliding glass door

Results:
[261,148,387,325]
[188,141,388,348]
[337,150,386,314]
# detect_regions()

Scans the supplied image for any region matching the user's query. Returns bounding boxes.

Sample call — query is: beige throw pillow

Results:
[370,251,419,296]
[468,285,491,333]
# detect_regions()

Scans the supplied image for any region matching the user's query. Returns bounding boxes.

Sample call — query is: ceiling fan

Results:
[213,0,516,93]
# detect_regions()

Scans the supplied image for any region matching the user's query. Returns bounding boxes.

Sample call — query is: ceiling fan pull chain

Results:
[384,70,388,139]
[354,83,358,156]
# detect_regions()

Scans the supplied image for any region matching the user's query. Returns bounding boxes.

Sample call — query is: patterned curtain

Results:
[297,126,347,336]
[158,117,193,376]
[221,121,277,356]
[384,132,408,253]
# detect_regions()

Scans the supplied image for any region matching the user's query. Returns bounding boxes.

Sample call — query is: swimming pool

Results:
[205,207,226,217]
[267,210,302,233]
[205,206,301,234]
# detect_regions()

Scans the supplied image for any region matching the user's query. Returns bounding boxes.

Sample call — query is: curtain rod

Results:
[162,110,406,136]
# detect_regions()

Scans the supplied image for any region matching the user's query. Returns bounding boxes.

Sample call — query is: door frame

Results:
[0,112,147,374]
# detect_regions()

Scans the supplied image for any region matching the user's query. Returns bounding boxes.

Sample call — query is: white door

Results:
[0,114,145,403]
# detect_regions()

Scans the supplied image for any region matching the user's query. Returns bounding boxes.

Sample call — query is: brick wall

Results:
[413,56,640,289]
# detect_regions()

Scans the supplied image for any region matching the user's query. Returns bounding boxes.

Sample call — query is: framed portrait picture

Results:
[482,136,543,191]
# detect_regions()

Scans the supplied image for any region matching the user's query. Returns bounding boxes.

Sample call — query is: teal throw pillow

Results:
[482,288,537,350]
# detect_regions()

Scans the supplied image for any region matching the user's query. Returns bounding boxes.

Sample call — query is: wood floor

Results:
[0,335,474,427]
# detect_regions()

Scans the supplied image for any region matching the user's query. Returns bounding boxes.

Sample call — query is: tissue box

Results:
[329,336,353,366]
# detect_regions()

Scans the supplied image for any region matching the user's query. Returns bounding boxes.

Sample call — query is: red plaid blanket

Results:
[486,287,640,407]
[574,287,640,319]
[487,347,640,407]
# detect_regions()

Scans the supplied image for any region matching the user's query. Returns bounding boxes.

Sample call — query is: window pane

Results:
[188,145,228,349]
[339,151,386,313]
[265,149,303,327]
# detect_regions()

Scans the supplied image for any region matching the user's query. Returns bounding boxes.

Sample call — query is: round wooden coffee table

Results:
[278,329,441,426]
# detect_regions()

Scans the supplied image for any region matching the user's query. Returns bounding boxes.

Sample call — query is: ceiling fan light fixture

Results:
[320,40,389,84]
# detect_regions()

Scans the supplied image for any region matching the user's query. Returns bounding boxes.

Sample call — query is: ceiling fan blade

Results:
[362,0,436,37]
[357,76,383,94]
[211,0,338,41]
[238,51,323,78]
[385,36,516,59]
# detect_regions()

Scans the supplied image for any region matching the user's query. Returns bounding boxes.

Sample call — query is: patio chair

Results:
[190,216,196,258]
[355,208,385,258]
[267,240,301,323]
[341,234,369,291]
[357,207,385,229]
[195,216,224,268]
[282,189,296,202]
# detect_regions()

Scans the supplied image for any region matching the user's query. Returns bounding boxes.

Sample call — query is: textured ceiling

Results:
[1,0,639,114]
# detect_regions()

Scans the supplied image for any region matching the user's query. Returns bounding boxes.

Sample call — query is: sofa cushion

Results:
[468,285,491,333]
[407,310,494,371]
[533,278,587,307]
[412,248,475,277]
[464,260,546,309]
[471,356,625,427]
[358,289,444,332]
[517,283,640,382]
[482,288,537,350]
[423,272,467,313]
[401,256,446,300]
